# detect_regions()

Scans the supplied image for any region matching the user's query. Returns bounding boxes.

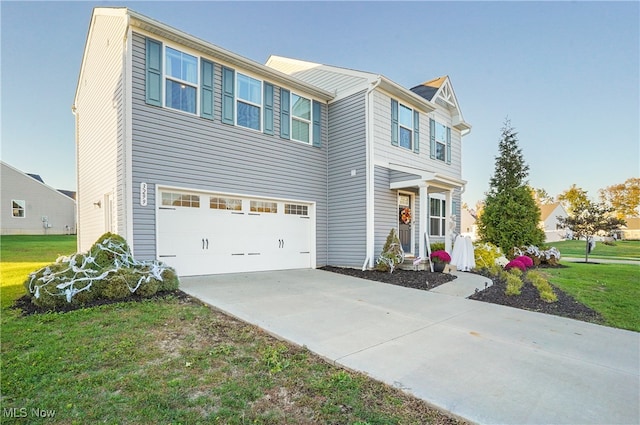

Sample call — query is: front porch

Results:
[388,163,466,261]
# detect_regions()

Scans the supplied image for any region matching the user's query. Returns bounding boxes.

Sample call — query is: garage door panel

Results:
[158,191,313,276]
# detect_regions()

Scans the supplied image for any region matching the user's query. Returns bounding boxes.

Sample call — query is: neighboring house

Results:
[1,161,76,235]
[73,8,471,276]
[618,217,640,240]
[538,202,569,242]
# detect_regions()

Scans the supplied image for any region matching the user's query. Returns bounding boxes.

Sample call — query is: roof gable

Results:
[1,161,76,203]
[411,76,471,133]
[538,202,568,221]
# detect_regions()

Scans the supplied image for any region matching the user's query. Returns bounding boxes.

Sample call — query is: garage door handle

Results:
[206,238,209,249]
[202,238,205,250]
[278,239,285,248]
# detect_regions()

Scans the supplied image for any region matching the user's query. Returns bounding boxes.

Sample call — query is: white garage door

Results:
[157,191,313,276]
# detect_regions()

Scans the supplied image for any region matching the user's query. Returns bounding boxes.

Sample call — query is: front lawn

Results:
[1,235,461,424]
[551,240,639,260]
[543,262,640,332]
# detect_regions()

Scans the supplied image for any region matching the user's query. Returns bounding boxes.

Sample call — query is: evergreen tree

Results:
[477,120,545,253]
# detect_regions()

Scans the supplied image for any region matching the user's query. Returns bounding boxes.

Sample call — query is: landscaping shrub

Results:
[24,233,179,309]
[376,229,404,273]
[527,270,558,303]
[430,242,446,252]
[515,255,534,269]
[504,271,524,296]
[505,259,527,272]
[473,242,508,269]
[513,245,561,266]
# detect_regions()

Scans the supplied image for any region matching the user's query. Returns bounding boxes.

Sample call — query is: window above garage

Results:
[162,192,200,208]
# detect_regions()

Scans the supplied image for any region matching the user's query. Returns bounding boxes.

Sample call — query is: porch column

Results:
[418,183,429,259]
[445,190,453,253]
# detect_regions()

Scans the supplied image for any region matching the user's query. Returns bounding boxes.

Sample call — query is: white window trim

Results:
[12,199,26,218]
[236,72,263,132]
[163,44,200,115]
[290,92,312,145]
[398,103,413,150]
[429,195,446,237]
[434,121,448,162]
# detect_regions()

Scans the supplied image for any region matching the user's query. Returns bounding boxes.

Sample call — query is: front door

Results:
[398,194,412,253]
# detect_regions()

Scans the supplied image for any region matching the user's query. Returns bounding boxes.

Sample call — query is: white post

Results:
[445,190,453,253]
[418,183,429,260]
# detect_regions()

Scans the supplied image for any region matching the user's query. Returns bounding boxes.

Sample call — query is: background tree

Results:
[532,187,555,205]
[557,200,626,262]
[599,177,640,219]
[557,184,590,217]
[477,120,545,253]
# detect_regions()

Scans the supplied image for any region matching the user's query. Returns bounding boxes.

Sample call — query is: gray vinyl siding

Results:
[373,166,398,257]
[375,166,423,256]
[131,33,328,263]
[327,90,367,267]
[116,70,126,237]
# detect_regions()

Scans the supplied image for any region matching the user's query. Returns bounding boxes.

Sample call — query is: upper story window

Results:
[291,94,311,143]
[280,89,322,147]
[398,104,413,150]
[237,73,262,130]
[165,47,198,114]
[146,38,214,119]
[391,99,420,153]
[430,119,451,164]
[12,200,25,218]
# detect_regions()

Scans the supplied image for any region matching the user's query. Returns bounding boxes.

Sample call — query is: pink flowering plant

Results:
[515,255,534,269]
[505,259,527,271]
[430,250,451,264]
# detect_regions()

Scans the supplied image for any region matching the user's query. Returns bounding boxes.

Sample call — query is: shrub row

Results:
[526,270,558,303]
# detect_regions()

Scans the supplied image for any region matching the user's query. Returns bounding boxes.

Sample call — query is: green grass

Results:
[550,240,640,260]
[1,235,459,424]
[544,262,640,332]
[0,235,77,262]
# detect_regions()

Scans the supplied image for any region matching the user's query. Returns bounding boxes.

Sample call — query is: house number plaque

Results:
[140,182,148,206]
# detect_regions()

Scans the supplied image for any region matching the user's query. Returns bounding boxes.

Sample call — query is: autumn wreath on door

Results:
[400,207,411,224]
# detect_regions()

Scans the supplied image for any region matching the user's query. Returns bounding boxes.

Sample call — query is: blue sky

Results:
[2,1,638,207]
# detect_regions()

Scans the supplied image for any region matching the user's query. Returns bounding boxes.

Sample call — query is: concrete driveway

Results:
[180,269,640,425]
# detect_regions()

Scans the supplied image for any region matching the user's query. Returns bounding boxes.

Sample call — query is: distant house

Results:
[618,217,640,240]
[1,161,76,235]
[538,202,568,242]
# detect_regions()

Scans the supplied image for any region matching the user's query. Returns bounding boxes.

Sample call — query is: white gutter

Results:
[363,77,382,270]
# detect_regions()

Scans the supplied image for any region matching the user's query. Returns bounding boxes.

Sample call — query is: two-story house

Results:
[74,8,471,276]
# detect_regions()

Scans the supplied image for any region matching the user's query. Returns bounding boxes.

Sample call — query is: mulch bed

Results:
[468,269,605,325]
[11,290,192,316]
[320,266,457,290]
[321,265,605,326]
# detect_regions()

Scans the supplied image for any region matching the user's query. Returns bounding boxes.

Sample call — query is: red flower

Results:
[515,255,534,268]
[505,259,526,271]
[430,250,451,263]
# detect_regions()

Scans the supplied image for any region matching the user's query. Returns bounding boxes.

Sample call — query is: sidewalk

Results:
[180,269,640,425]
[561,256,640,265]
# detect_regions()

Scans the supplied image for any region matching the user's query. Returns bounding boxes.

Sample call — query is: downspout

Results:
[71,104,80,253]
[362,77,382,270]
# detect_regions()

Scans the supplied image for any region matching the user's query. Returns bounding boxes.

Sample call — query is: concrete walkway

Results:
[180,269,640,425]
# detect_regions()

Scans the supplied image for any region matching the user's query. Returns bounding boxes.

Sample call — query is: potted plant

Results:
[430,250,451,272]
